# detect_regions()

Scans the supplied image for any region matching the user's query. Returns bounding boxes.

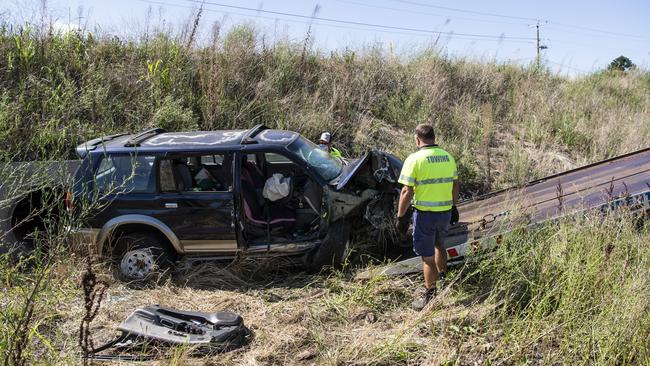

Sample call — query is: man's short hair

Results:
[415,124,435,141]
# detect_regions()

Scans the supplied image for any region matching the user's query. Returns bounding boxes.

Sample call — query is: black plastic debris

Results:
[88,305,249,361]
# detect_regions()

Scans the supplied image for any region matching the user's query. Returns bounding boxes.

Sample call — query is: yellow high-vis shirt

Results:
[398,145,457,212]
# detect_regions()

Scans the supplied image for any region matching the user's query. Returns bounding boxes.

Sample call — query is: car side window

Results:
[162,154,232,192]
[94,155,156,194]
[265,152,292,164]
[158,159,176,192]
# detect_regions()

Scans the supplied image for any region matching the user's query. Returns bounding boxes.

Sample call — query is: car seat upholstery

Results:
[204,165,229,189]
[241,164,295,226]
[174,162,194,191]
[243,160,265,189]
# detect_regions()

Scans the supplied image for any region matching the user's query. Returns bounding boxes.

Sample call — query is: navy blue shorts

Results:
[412,209,451,257]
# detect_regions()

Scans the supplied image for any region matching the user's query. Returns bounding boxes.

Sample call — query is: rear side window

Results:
[93,155,156,194]
[159,153,232,192]
[159,160,176,192]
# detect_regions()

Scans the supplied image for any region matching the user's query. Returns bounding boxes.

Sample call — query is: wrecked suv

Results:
[71,125,404,280]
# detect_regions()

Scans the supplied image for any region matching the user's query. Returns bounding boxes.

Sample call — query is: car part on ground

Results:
[357,146,650,279]
[86,305,249,361]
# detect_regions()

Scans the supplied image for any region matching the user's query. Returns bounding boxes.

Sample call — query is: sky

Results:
[4,0,650,76]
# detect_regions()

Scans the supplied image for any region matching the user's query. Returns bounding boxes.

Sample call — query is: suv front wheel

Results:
[113,232,175,281]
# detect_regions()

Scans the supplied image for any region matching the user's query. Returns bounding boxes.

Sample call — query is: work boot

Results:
[411,287,436,311]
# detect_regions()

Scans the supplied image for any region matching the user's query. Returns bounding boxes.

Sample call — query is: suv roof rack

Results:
[240,124,269,145]
[124,128,167,147]
[75,132,129,158]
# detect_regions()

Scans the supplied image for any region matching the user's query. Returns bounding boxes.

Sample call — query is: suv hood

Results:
[334,150,403,190]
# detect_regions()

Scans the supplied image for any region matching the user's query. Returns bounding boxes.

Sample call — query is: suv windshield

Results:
[287,137,343,181]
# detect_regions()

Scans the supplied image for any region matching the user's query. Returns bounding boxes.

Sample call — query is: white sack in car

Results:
[263,174,291,201]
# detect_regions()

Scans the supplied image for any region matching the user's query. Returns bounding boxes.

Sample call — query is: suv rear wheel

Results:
[113,232,175,281]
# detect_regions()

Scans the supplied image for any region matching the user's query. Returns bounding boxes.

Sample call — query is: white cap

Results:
[319,132,331,143]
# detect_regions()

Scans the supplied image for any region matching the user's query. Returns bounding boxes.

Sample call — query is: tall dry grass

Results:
[0,19,648,195]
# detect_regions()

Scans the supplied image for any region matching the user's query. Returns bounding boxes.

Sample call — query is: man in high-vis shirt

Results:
[396,124,460,311]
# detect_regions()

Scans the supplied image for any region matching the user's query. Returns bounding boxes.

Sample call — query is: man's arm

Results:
[398,185,414,217]
[397,155,416,218]
[452,179,460,205]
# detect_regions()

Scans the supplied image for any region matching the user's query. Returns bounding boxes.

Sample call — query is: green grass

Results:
[457,212,650,364]
[1,21,649,191]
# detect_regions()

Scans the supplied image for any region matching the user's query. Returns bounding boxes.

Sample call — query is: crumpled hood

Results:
[333,150,403,190]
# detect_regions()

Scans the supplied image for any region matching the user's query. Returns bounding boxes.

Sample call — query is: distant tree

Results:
[608,55,636,72]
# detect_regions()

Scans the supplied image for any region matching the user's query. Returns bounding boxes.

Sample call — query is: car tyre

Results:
[113,232,175,282]
[304,221,352,272]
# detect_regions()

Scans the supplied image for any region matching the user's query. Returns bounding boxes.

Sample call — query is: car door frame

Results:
[156,151,238,254]
[234,145,327,250]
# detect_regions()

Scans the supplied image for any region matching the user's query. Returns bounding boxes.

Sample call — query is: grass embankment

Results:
[1,23,649,192]
[0,21,649,365]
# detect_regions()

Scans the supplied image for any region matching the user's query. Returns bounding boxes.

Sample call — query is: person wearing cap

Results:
[318,132,342,158]
[396,124,460,311]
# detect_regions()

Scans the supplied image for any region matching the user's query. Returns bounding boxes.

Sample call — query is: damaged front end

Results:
[327,150,405,250]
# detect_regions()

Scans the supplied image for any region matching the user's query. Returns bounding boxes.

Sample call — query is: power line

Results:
[136,0,534,44]
[386,0,650,41]
[335,0,530,27]
[385,0,540,22]
[136,0,646,73]
[138,0,435,38]
[545,25,650,42]
[546,38,639,53]
[179,0,536,41]
[549,21,650,41]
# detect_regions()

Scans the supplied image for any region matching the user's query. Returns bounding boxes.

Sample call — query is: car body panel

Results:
[335,154,371,190]
[334,150,402,190]
[95,214,183,254]
[155,190,236,242]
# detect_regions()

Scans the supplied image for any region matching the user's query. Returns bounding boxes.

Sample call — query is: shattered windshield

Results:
[287,137,343,181]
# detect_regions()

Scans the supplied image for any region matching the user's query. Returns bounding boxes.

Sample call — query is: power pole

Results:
[536,20,540,69]
[534,20,548,70]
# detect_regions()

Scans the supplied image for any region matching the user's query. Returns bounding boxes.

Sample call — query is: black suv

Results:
[71,125,403,280]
